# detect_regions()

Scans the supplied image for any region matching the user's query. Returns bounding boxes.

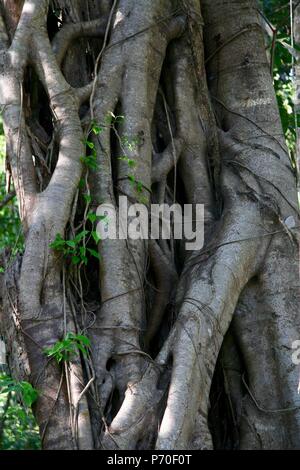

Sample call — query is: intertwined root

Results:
[98,186,272,449]
[87,0,187,426]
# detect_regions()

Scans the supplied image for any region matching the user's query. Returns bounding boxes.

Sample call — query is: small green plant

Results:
[128,175,143,194]
[81,115,123,171]
[0,373,40,449]
[118,155,136,168]
[80,120,104,170]
[50,229,100,265]
[118,155,149,203]
[0,375,38,407]
[120,134,141,151]
[0,173,24,254]
[90,120,103,135]
[127,174,149,204]
[44,332,90,363]
[80,141,98,171]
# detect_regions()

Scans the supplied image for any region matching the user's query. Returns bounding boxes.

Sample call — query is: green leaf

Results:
[83,139,95,149]
[92,125,103,135]
[86,157,98,170]
[128,174,135,186]
[136,181,143,193]
[75,343,85,355]
[128,159,136,168]
[118,156,136,168]
[50,233,66,250]
[87,212,97,223]
[78,178,85,189]
[91,230,101,243]
[87,248,101,260]
[0,375,38,407]
[81,155,98,170]
[76,335,91,346]
[97,215,108,222]
[83,194,92,204]
[74,230,89,243]
[79,246,86,256]
[20,382,38,407]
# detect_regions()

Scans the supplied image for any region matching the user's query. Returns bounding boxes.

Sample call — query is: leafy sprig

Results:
[44,332,90,363]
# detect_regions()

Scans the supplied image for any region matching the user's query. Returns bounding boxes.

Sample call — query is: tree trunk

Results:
[0,0,299,450]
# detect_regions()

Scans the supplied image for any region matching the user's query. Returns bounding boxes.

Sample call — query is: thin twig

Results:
[0,191,16,209]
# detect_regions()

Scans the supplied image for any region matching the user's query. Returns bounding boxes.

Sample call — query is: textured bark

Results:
[0,0,299,450]
[295,2,300,182]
